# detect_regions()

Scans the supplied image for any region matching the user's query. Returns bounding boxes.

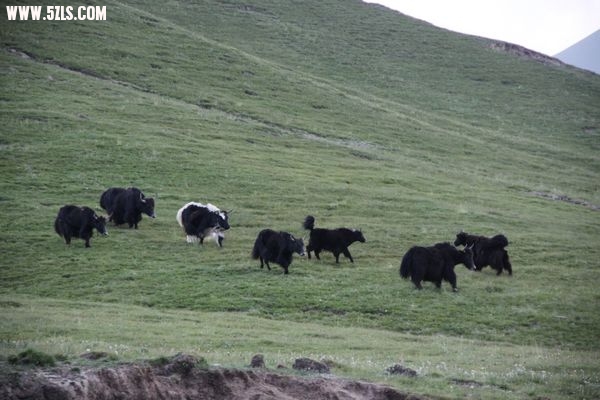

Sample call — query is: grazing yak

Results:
[54,205,108,248]
[100,187,155,229]
[251,229,306,274]
[454,231,512,275]
[399,242,474,291]
[176,202,230,247]
[303,215,365,264]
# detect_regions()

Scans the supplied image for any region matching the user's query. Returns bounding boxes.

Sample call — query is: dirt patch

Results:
[292,357,330,373]
[450,378,483,388]
[386,364,418,377]
[529,191,599,211]
[1,354,427,400]
[488,41,566,67]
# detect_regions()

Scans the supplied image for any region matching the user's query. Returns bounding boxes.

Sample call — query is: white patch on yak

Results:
[210,230,225,246]
[206,203,228,221]
[177,201,227,244]
[186,234,199,243]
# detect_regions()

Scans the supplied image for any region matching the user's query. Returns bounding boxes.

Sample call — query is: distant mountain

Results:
[555,30,600,74]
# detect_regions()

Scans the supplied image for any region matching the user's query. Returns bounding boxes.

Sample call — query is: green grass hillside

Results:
[1,0,599,399]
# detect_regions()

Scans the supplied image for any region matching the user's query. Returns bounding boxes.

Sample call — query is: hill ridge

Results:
[4,38,595,203]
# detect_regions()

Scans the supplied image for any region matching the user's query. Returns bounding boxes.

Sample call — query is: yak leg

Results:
[503,251,513,276]
[342,248,354,263]
[125,211,137,229]
[490,252,504,275]
[333,251,340,263]
[411,267,424,289]
[306,244,313,259]
[445,268,458,291]
[412,278,423,290]
[314,249,321,260]
[79,227,91,247]
[126,215,135,229]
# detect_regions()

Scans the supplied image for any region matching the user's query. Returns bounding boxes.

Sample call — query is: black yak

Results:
[454,231,512,275]
[99,187,125,221]
[303,215,365,264]
[100,187,155,229]
[251,229,305,274]
[399,242,474,291]
[176,202,230,247]
[54,205,108,248]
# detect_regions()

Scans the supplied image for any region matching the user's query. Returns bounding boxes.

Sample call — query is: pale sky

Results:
[364,0,600,56]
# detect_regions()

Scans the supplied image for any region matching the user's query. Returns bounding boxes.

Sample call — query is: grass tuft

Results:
[8,349,56,367]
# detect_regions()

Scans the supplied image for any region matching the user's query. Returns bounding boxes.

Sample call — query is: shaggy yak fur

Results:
[54,205,108,248]
[251,229,305,274]
[454,231,512,275]
[399,242,474,291]
[100,187,155,229]
[303,215,365,264]
[176,202,230,247]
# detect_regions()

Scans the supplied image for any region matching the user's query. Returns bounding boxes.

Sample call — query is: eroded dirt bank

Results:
[1,354,426,400]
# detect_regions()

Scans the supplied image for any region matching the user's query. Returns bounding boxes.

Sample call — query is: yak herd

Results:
[54,186,512,290]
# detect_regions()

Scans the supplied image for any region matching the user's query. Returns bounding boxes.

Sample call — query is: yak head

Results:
[138,193,156,218]
[283,233,305,257]
[93,214,108,236]
[454,231,468,247]
[218,210,230,230]
[207,210,230,232]
[461,244,475,270]
[353,229,366,243]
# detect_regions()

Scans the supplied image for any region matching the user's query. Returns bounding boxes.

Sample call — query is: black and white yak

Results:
[54,205,108,248]
[99,187,155,229]
[176,202,230,247]
[303,215,365,264]
[399,242,474,291]
[251,229,305,274]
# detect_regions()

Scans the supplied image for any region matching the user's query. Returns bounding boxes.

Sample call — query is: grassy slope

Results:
[1,0,599,398]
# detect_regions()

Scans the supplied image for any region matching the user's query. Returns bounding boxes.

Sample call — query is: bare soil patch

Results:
[488,41,566,67]
[529,191,600,211]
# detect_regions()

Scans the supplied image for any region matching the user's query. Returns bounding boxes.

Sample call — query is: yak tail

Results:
[303,215,315,231]
[487,234,509,249]
[251,238,261,260]
[54,217,62,236]
[175,206,184,228]
[399,249,413,279]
